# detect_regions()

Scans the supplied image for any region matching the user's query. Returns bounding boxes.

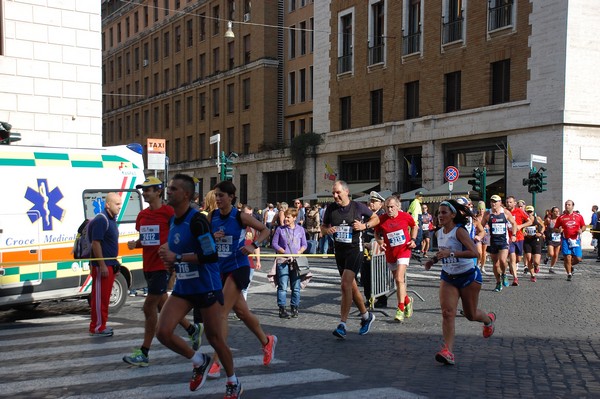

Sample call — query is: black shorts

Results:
[221,266,251,291]
[422,230,431,240]
[334,245,364,276]
[144,270,169,295]
[171,290,224,308]
[523,237,542,255]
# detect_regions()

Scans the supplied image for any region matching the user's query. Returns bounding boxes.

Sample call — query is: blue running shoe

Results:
[332,323,346,339]
[494,282,502,292]
[123,348,149,367]
[359,312,375,335]
[502,274,509,287]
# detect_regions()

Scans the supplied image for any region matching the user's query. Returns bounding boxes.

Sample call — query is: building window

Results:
[199,53,206,78]
[289,25,296,59]
[405,81,419,119]
[299,69,306,102]
[290,0,296,12]
[153,37,159,61]
[109,27,113,47]
[338,12,353,73]
[117,22,121,43]
[187,135,193,162]
[163,68,170,91]
[125,17,130,38]
[213,6,220,35]
[243,35,251,64]
[175,63,181,87]
[243,78,251,109]
[228,0,235,20]
[163,32,170,57]
[175,25,182,52]
[288,120,296,140]
[134,47,140,70]
[227,83,235,113]
[227,127,234,153]
[134,12,139,33]
[199,13,206,41]
[309,66,313,100]
[187,58,193,83]
[370,89,383,125]
[153,0,158,21]
[341,156,381,183]
[199,92,206,120]
[199,133,206,159]
[309,18,314,53]
[442,0,464,44]
[240,174,248,205]
[144,76,149,95]
[212,88,220,117]
[175,138,180,162]
[186,19,194,46]
[300,21,307,56]
[213,47,220,73]
[144,109,149,133]
[488,0,513,31]
[288,71,296,105]
[403,0,421,55]
[368,0,385,65]
[164,103,170,129]
[228,41,235,69]
[211,131,219,158]
[153,106,159,131]
[445,71,461,112]
[144,6,149,27]
[175,99,181,127]
[243,124,250,153]
[491,59,510,104]
[164,0,169,16]
[299,118,306,134]
[117,56,122,78]
[340,96,352,130]
[153,72,159,94]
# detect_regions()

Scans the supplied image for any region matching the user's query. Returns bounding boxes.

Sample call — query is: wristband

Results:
[175,254,182,262]
[251,241,259,249]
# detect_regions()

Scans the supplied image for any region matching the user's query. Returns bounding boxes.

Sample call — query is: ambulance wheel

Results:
[109,273,128,314]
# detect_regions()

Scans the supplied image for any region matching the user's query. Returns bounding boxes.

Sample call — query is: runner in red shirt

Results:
[506,196,533,286]
[374,196,418,322]
[554,199,586,281]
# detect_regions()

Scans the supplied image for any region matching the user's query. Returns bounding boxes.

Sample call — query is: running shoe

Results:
[394,308,405,322]
[435,346,455,365]
[480,268,488,275]
[544,257,549,265]
[483,312,496,338]
[224,380,243,399]
[190,323,204,351]
[333,323,347,339]
[404,297,414,318]
[512,277,519,286]
[523,268,529,275]
[190,354,212,391]
[207,361,221,379]
[567,274,572,281]
[530,276,537,283]
[122,348,149,367]
[494,282,503,292]
[89,328,114,337]
[359,312,376,335]
[262,335,277,366]
[502,274,509,287]
[534,266,540,274]
[549,267,556,274]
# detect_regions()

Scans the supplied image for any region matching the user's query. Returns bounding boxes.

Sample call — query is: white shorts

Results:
[387,258,410,272]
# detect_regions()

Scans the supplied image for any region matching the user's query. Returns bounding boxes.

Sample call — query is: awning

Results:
[297,190,333,201]
[347,182,379,195]
[421,175,503,203]
[354,190,394,203]
[354,187,428,203]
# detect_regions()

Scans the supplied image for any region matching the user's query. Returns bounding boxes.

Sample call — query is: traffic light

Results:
[468,168,486,199]
[523,167,538,193]
[536,167,547,192]
[219,151,235,181]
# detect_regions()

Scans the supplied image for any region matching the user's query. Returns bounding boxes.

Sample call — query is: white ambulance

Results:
[0,143,147,312]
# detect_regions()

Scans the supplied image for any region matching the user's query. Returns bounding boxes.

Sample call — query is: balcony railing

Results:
[338,53,353,74]
[488,0,513,31]
[368,43,385,65]
[442,18,463,44]
[402,30,421,55]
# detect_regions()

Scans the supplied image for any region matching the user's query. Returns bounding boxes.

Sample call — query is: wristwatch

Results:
[450,252,455,258]
[175,254,183,262]
[251,241,259,249]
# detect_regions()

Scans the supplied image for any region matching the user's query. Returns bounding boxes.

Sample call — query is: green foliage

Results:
[290,132,322,170]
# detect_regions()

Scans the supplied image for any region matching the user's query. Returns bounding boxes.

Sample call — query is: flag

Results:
[405,156,418,179]
[507,143,513,163]
[324,163,337,181]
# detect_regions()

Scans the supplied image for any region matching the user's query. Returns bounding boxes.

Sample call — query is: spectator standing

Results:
[421,204,433,257]
[262,204,277,246]
[424,199,496,366]
[89,192,122,337]
[293,199,305,226]
[407,191,424,250]
[272,208,307,318]
[304,204,321,242]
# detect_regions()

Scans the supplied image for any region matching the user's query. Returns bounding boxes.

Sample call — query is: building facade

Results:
[0,1,103,147]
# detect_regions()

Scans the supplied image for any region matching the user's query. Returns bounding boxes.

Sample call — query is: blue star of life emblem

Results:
[25,178,65,231]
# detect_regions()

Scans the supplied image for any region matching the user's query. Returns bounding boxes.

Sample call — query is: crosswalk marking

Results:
[62,369,348,399]
[298,387,428,399]
[0,327,145,346]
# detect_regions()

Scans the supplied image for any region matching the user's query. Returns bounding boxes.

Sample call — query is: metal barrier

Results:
[366,252,425,317]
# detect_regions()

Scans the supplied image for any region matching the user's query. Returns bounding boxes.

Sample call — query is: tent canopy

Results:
[354,187,428,203]
[297,182,379,202]
[421,176,503,203]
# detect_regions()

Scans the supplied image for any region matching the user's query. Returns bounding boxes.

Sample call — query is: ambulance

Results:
[0,143,147,313]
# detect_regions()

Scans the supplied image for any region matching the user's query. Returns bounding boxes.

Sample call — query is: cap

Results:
[518,199,526,205]
[490,194,502,202]
[370,191,385,202]
[136,176,163,189]
[415,191,423,196]
[525,205,535,212]
[456,197,469,206]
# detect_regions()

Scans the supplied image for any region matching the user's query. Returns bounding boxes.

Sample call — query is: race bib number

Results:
[215,235,233,257]
[386,230,406,247]
[524,226,537,236]
[140,225,160,246]
[551,232,561,242]
[491,223,506,235]
[175,262,199,280]
[335,225,352,243]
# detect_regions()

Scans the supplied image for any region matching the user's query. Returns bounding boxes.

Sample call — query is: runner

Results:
[480,195,518,292]
[475,201,490,274]
[544,206,562,273]
[505,196,534,285]
[374,195,418,322]
[424,199,496,366]
[554,200,586,281]
[522,205,545,282]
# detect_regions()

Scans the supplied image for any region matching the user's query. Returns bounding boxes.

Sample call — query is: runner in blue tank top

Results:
[206,180,276,380]
[155,174,240,397]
